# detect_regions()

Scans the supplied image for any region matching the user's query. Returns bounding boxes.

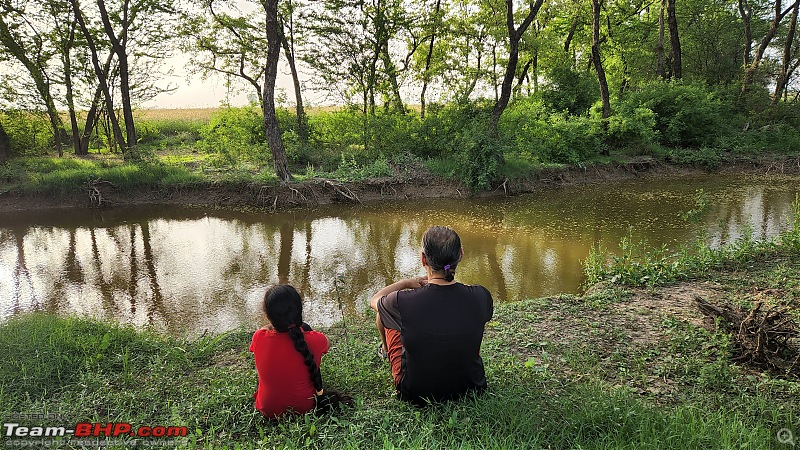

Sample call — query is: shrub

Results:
[501,106,604,164]
[199,106,274,166]
[618,81,728,147]
[0,110,53,156]
[417,100,495,158]
[334,152,392,181]
[453,120,503,191]
[541,65,599,116]
[607,107,659,148]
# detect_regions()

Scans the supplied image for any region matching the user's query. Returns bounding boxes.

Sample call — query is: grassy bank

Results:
[3,82,800,198]
[1,209,799,448]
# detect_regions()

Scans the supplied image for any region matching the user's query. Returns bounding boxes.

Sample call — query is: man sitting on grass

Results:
[369,225,494,406]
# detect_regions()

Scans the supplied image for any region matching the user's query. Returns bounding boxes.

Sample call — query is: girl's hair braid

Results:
[287,326,323,392]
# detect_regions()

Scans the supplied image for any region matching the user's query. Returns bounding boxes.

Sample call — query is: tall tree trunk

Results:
[492,43,499,102]
[739,0,753,68]
[280,33,308,142]
[773,0,799,103]
[420,0,442,119]
[97,0,136,153]
[0,17,65,156]
[592,0,611,156]
[0,121,10,164]
[71,0,127,153]
[666,0,682,78]
[656,0,666,78]
[591,0,611,120]
[741,0,797,96]
[80,53,114,155]
[489,0,545,139]
[263,0,291,183]
[62,22,84,155]
[381,44,405,114]
[564,14,580,55]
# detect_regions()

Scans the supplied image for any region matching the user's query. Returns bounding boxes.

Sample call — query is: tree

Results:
[666,0,681,78]
[590,0,611,125]
[418,0,442,119]
[263,0,290,182]
[773,0,799,102]
[67,0,177,156]
[305,0,412,114]
[489,0,545,138]
[740,0,800,96]
[70,0,127,153]
[95,0,138,151]
[182,0,291,181]
[279,0,308,142]
[0,1,67,156]
[0,120,9,163]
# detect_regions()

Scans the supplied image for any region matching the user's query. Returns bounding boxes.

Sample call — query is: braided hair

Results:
[263,284,352,414]
[422,226,462,282]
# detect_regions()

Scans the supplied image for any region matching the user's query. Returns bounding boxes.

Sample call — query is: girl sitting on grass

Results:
[250,284,352,418]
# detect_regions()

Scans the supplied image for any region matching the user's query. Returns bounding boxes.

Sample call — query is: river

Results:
[1,174,797,336]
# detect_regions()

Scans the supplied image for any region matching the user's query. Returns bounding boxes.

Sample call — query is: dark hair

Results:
[263,284,352,414]
[422,226,462,282]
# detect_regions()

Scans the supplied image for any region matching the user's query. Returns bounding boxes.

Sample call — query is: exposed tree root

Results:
[695,296,799,378]
[322,179,361,204]
[87,179,116,207]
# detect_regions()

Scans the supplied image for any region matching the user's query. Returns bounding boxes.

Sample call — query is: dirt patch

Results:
[494,281,723,358]
[1,154,799,214]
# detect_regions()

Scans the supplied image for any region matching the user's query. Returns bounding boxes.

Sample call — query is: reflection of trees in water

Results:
[278,222,293,284]
[707,187,794,246]
[139,221,168,325]
[3,177,797,334]
[4,227,37,313]
[128,225,138,315]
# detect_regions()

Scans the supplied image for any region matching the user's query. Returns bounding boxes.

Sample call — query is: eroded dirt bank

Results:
[1,154,798,214]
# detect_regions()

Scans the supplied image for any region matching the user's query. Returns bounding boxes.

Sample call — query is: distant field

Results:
[135,108,219,122]
[135,105,346,123]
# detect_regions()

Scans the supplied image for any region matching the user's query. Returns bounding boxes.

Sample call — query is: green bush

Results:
[0,110,53,156]
[454,120,503,191]
[541,65,599,116]
[200,106,267,164]
[334,152,392,181]
[618,81,728,147]
[607,106,659,148]
[501,106,604,164]
[417,100,495,158]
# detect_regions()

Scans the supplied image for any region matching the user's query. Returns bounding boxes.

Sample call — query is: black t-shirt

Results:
[377,282,493,405]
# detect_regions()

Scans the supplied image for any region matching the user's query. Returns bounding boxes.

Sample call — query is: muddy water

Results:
[1,174,798,336]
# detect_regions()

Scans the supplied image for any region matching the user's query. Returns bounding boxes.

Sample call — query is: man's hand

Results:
[369,276,427,312]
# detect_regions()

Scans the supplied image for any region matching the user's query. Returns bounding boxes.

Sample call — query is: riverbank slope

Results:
[1,153,799,213]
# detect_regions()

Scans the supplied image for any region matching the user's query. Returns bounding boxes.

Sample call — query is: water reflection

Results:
[0,174,797,336]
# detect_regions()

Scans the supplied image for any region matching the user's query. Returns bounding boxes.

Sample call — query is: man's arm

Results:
[369,276,428,312]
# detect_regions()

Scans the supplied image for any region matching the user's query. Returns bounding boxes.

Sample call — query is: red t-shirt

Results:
[250,328,329,418]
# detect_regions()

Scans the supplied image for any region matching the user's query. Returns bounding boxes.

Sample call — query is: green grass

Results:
[1,298,796,448]
[584,194,800,288]
[0,156,205,195]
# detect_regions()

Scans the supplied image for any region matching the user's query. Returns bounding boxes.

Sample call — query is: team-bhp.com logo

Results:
[4,422,187,438]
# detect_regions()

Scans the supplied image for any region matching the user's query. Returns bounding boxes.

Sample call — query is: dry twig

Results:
[695,296,799,378]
